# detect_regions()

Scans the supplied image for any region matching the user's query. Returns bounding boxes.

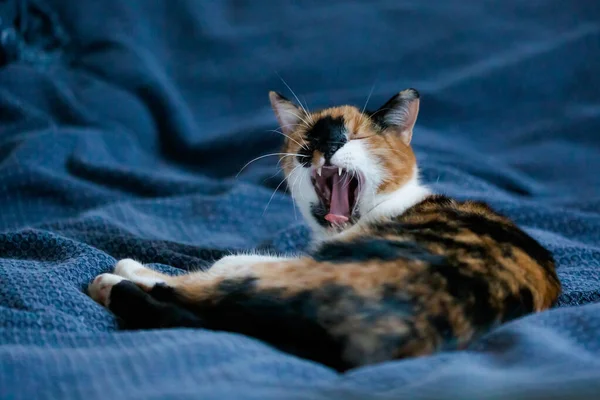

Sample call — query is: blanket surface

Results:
[0,1,599,399]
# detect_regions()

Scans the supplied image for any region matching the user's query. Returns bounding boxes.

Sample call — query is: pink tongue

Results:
[325,214,348,224]
[325,173,350,224]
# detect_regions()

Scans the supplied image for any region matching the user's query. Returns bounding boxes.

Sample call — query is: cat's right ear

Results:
[269,91,303,135]
[372,88,420,145]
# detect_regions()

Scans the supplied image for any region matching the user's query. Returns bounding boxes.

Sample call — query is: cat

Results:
[88,88,561,371]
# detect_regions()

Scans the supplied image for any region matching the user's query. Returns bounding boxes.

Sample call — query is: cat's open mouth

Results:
[311,166,363,227]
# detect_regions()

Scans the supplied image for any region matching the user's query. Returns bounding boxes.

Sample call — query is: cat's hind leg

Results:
[88,258,217,311]
[88,272,125,307]
[89,258,231,329]
[88,256,298,332]
[88,256,365,370]
[88,272,204,329]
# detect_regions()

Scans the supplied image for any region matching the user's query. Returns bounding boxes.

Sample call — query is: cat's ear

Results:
[373,88,420,145]
[269,91,304,135]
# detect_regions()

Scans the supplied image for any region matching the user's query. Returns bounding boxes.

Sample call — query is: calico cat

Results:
[88,88,561,371]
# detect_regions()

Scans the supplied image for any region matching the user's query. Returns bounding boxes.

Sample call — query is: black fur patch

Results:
[303,116,347,164]
[108,280,204,330]
[313,238,446,264]
[399,195,556,278]
[394,220,460,234]
[410,232,490,260]
[370,221,490,260]
[501,287,535,322]
[450,210,556,276]
[428,314,455,345]
[149,282,179,302]
[194,278,350,371]
[310,202,330,227]
[428,261,496,328]
[379,284,416,319]
[408,194,454,210]
[368,89,420,130]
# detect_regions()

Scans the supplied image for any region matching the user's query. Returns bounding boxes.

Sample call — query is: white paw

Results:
[88,273,124,307]
[114,258,165,288]
[114,258,144,279]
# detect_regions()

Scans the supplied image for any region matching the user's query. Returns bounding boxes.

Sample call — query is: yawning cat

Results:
[88,89,561,371]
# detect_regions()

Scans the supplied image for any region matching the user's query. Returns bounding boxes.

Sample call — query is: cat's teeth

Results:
[317,168,322,176]
[338,167,342,176]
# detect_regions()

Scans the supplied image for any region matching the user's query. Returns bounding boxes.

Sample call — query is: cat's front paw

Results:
[114,258,145,279]
[112,258,168,288]
[88,273,125,307]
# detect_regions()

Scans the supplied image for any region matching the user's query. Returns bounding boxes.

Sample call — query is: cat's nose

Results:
[321,142,344,163]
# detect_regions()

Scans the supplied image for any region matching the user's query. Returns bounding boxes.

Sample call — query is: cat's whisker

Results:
[289,168,301,195]
[292,196,298,220]
[236,153,304,178]
[362,186,389,217]
[361,83,376,115]
[275,155,290,170]
[301,95,314,123]
[278,123,306,130]
[263,163,303,216]
[288,175,299,221]
[368,107,395,119]
[289,164,310,216]
[262,166,284,184]
[369,183,376,208]
[278,128,310,149]
[288,169,303,219]
[293,168,308,203]
[277,73,314,124]
[262,177,288,217]
[282,110,313,129]
[267,129,308,150]
[342,172,353,190]
[351,172,359,214]
[352,171,363,215]
[361,177,375,215]
[276,124,310,148]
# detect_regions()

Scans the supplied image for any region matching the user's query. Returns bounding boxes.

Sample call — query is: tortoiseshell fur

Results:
[89,89,561,371]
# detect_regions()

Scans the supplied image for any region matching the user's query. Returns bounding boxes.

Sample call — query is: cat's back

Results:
[368,194,561,311]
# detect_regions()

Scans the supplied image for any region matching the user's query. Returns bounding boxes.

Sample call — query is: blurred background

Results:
[0,1,599,399]
[2,1,598,194]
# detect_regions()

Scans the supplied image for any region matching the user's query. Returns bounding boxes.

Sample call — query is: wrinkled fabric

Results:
[0,1,599,399]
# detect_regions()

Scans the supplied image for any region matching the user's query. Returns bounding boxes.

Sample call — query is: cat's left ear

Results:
[373,88,420,145]
[269,91,304,135]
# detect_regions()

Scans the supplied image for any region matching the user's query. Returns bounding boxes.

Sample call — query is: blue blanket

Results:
[1,1,599,398]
